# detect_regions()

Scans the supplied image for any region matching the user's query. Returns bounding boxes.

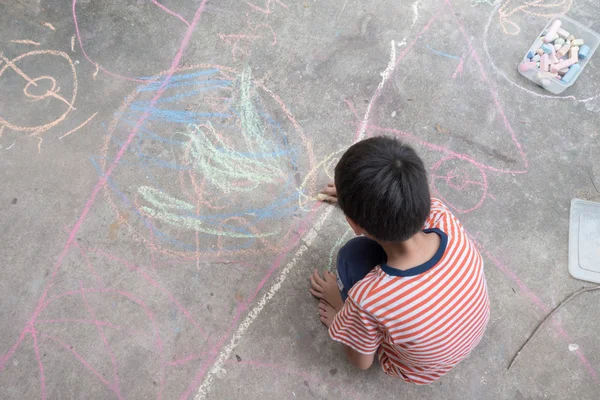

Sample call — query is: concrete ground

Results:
[1,0,600,398]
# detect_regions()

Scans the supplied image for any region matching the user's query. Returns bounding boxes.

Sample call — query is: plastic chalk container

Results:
[518,15,600,94]
[568,199,600,284]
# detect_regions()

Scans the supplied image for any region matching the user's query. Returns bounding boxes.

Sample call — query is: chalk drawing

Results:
[0,47,82,151]
[58,112,98,139]
[10,40,40,46]
[193,206,334,400]
[497,0,573,36]
[356,40,396,142]
[98,65,316,258]
[218,22,277,62]
[0,3,213,399]
[426,44,461,60]
[72,0,189,82]
[245,0,288,15]
[41,22,56,31]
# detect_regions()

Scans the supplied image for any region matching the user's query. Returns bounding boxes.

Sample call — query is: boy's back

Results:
[329,199,490,384]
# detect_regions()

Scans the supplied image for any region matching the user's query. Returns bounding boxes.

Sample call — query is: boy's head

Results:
[334,136,430,242]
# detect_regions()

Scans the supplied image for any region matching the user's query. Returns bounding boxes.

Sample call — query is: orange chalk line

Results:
[10,40,41,46]
[59,112,98,139]
[0,50,78,135]
[41,22,56,31]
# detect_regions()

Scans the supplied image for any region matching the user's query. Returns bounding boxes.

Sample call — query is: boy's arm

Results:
[343,345,375,370]
[328,297,383,370]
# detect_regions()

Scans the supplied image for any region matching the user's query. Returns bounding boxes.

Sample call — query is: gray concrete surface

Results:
[1,0,600,399]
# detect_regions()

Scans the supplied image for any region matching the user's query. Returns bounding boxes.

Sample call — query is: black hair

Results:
[334,136,430,242]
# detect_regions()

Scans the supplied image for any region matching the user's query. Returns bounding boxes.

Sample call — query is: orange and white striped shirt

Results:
[329,199,490,384]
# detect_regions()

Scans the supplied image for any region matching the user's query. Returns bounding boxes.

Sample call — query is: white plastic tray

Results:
[518,15,600,94]
[568,199,600,283]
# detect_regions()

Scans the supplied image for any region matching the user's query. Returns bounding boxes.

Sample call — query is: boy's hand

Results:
[309,269,343,312]
[317,181,337,203]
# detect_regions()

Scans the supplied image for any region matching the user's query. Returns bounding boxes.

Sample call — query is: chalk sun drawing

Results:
[99,65,316,258]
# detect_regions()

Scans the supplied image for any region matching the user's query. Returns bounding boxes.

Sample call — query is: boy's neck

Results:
[378,231,440,271]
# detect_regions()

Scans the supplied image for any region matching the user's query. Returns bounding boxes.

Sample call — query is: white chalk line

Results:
[412,0,421,26]
[356,40,396,141]
[196,37,398,400]
[194,205,334,399]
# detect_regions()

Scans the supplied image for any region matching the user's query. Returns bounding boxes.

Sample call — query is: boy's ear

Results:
[345,216,363,236]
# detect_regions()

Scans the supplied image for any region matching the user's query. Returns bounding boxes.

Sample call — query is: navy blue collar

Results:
[379,228,448,277]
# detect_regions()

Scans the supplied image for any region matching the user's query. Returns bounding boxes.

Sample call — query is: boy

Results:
[309,136,489,384]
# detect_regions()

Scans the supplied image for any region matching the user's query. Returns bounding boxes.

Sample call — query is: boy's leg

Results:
[336,237,387,301]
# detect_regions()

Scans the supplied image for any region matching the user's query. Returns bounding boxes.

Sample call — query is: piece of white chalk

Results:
[557,28,570,39]
[316,193,329,201]
[540,53,550,72]
[544,20,562,43]
[572,39,584,47]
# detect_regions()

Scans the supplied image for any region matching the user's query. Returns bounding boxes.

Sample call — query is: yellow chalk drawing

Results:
[138,186,275,238]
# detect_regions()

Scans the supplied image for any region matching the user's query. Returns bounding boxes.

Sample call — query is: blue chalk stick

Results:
[527,50,535,59]
[541,44,553,54]
[579,45,590,59]
[561,63,581,83]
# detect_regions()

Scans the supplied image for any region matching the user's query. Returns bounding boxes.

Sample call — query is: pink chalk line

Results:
[151,0,190,27]
[1,2,210,398]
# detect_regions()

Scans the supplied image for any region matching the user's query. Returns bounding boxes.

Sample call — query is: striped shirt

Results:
[329,199,490,384]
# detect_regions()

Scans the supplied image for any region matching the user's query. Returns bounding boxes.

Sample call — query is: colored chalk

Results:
[572,39,584,47]
[518,62,538,73]
[557,43,571,57]
[520,18,596,91]
[569,46,580,63]
[544,20,561,42]
[549,50,559,64]
[537,71,558,80]
[557,28,570,39]
[579,45,590,59]
[561,63,581,83]
[531,38,543,50]
[540,53,550,71]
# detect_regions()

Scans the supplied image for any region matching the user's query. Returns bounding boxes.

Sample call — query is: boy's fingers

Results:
[325,271,336,281]
[309,288,323,298]
[309,275,323,291]
[321,187,336,196]
[312,270,326,286]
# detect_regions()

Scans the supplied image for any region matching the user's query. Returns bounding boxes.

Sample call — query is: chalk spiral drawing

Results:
[98,65,318,259]
[0,46,95,151]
